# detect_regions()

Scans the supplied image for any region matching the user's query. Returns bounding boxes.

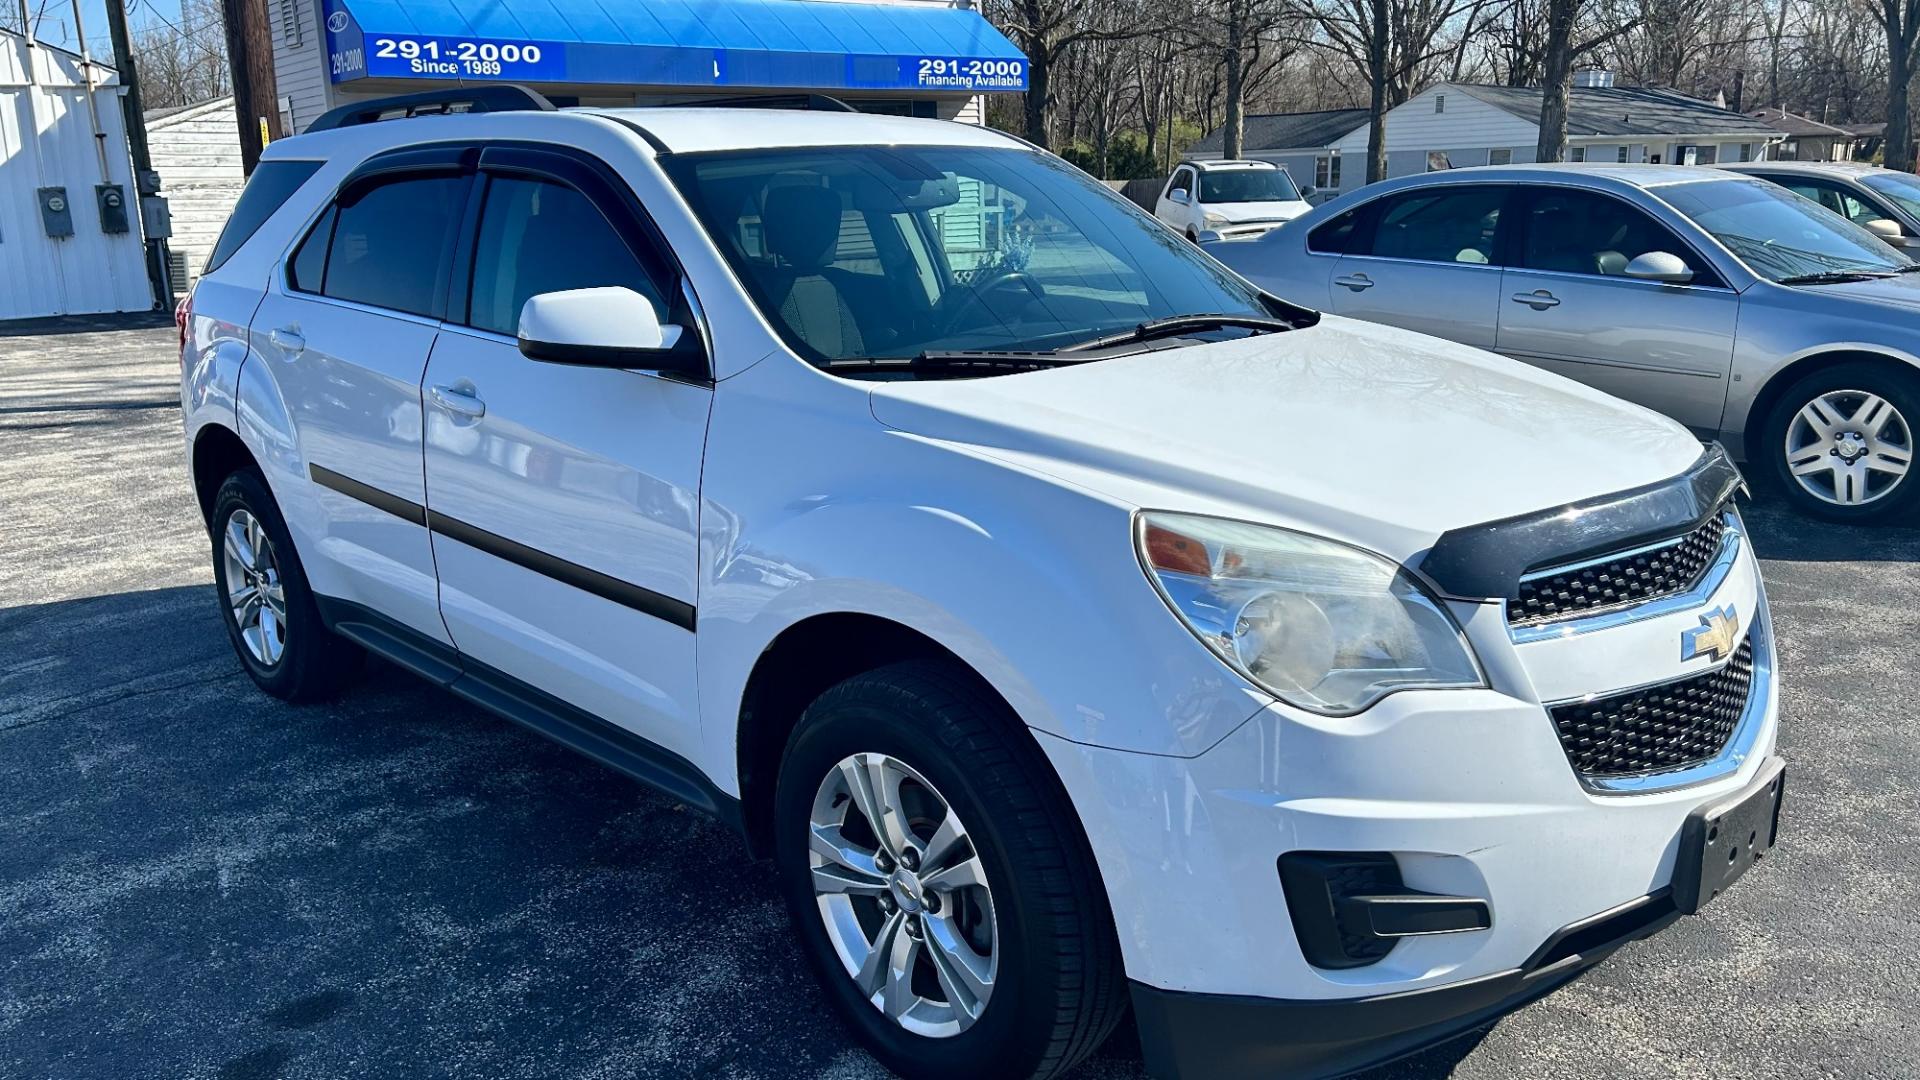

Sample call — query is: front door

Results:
[1329,184,1509,350]
[248,161,473,644]
[1495,187,1738,434]
[421,146,712,763]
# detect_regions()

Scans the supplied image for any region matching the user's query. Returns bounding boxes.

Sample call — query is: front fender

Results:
[695,360,1271,789]
[1726,289,1920,447]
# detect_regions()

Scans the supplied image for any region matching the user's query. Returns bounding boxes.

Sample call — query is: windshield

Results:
[1199,168,1301,203]
[663,146,1271,366]
[1656,177,1910,281]
[1860,170,1920,221]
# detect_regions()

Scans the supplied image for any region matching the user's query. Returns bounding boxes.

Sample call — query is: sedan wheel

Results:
[1782,388,1913,508]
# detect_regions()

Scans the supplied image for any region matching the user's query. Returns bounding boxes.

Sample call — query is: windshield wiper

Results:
[1775,269,1897,285]
[1894,263,1920,273]
[824,350,1081,377]
[1058,314,1298,353]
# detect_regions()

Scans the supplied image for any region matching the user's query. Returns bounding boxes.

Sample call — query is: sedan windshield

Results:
[1200,168,1301,203]
[1656,177,1911,282]
[662,146,1272,367]
[1860,170,1920,221]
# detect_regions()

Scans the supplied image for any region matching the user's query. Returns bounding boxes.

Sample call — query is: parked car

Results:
[182,90,1784,1080]
[1154,158,1312,242]
[1720,160,1920,252]
[1210,163,1920,522]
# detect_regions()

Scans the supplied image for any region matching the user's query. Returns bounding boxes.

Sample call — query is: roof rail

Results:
[672,93,859,114]
[308,85,557,132]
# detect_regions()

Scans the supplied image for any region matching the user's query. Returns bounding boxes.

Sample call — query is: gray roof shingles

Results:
[1191,108,1369,155]
[1456,83,1782,138]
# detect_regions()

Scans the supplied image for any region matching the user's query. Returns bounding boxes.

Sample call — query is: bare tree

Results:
[1307,0,1479,181]
[129,0,232,110]
[1866,0,1920,169]
[1536,0,1643,161]
[1188,0,1303,157]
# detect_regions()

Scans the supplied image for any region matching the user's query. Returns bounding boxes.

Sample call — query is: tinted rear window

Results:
[204,160,322,273]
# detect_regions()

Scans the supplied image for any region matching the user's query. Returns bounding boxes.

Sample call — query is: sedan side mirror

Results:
[1623,251,1695,284]
[517,287,705,376]
[1169,188,1191,205]
[1864,217,1910,244]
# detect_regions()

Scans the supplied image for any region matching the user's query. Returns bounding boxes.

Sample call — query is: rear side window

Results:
[204,159,322,273]
[466,176,667,335]
[292,174,468,318]
[1308,209,1361,254]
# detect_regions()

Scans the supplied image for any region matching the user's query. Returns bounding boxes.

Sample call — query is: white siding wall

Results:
[273,0,330,134]
[1329,84,1539,189]
[0,34,153,319]
[148,98,245,282]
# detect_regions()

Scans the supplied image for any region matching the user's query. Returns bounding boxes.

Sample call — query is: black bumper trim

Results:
[1131,891,1682,1080]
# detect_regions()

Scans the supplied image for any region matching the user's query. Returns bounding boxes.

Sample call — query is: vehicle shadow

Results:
[1738,477,1920,563]
[0,585,1504,1080]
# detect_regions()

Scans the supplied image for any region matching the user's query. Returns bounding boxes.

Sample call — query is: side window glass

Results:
[1307,209,1360,254]
[467,176,667,336]
[322,174,468,317]
[288,205,334,292]
[207,159,322,273]
[1521,189,1716,284]
[1369,187,1504,264]
[1172,168,1193,196]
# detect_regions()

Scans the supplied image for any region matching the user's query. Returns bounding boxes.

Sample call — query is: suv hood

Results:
[1210,199,1310,222]
[867,317,1702,566]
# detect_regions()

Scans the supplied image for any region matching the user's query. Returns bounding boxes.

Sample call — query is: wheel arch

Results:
[191,423,262,525]
[1742,347,1920,456]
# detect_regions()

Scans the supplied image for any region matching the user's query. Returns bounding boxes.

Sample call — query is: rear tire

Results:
[1760,360,1920,524]
[209,469,362,701]
[772,660,1125,1080]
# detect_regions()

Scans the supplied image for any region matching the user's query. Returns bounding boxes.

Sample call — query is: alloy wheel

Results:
[222,508,288,666]
[1783,388,1913,507]
[808,752,997,1038]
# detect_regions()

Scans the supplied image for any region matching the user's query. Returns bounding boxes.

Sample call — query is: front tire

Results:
[1761,360,1919,523]
[209,469,361,700]
[772,660,1125,1080]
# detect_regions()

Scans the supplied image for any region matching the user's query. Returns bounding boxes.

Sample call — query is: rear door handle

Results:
[269,327,305,354]
[429,383,486,419]
[1334,273,1374,292]
[1511,290,1560,309]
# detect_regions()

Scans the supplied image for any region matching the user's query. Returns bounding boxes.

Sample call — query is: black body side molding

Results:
[1419,443,1745,600]
[313,596,743,835]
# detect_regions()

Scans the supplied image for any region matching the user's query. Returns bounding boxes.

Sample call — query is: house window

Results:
[1426,151,1453,171]
[1315,155,1341,189]
[1489,148,1513,166]
[1617,145,1630,163]
[1569,146,1587,162]
[1435,94,1446,114]
[1737,142,1753,162]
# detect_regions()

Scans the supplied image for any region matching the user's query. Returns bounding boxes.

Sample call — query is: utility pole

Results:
[104,0,171,309]
[221,0,283,175]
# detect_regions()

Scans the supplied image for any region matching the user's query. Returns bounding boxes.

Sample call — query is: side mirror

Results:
[1864,217,1906,242]
[1623,251,1695,284]
[1169,188,1191,205]
[1195,229,1225,244]
[517,287,704,375]
[1300,185,1317,198]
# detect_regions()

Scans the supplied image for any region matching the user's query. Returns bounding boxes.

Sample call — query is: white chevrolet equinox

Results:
[179,88,1785,1080]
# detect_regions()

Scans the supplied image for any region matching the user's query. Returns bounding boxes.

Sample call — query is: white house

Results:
[145,96,244,287]
[1323,80,1785,196]
[1,28,154,320]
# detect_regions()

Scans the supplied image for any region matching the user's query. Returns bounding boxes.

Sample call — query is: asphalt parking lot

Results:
[2,318,1917,1080]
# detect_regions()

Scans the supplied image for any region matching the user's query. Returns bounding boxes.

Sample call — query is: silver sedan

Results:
[1210,164,1920,523]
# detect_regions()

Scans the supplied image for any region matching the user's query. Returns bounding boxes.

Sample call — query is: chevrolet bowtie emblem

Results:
[1681,605,1742,663]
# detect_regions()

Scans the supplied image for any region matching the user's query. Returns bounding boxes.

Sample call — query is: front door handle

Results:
[269,326,305,354]
[429,383,486,419]
[1511,290,1560,310]
[1334,273,1374,292]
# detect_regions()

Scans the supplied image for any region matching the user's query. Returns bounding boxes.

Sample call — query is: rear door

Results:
[1327,184,1508,349]
[420,144,712,764]
[248,148,475,644]
[1495,186,1738,435]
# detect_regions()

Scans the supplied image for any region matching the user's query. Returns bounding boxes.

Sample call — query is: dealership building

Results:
[268,0,1029,135]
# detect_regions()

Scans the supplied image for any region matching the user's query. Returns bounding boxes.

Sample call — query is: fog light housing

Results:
[1278,852,1493,970]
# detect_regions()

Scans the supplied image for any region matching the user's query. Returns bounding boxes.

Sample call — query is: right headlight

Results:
[1136,512,1484,715]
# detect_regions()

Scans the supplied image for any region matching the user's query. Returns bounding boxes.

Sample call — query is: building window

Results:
[1426,151,1453,171]
[1617,145,1630,163]
[1315,155,1341,189]
[1435,94,1446,113]
[1489,148,1512,166]
[1737,142,1753,162]
[1569,146,1586,162]
[279,0,303,48]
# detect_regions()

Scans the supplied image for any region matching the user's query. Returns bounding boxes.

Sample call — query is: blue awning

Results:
[321,0,1028,93]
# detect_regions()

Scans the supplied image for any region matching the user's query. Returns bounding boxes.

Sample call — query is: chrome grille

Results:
[1509,514,1729,626]
[1549,636,1755,779]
